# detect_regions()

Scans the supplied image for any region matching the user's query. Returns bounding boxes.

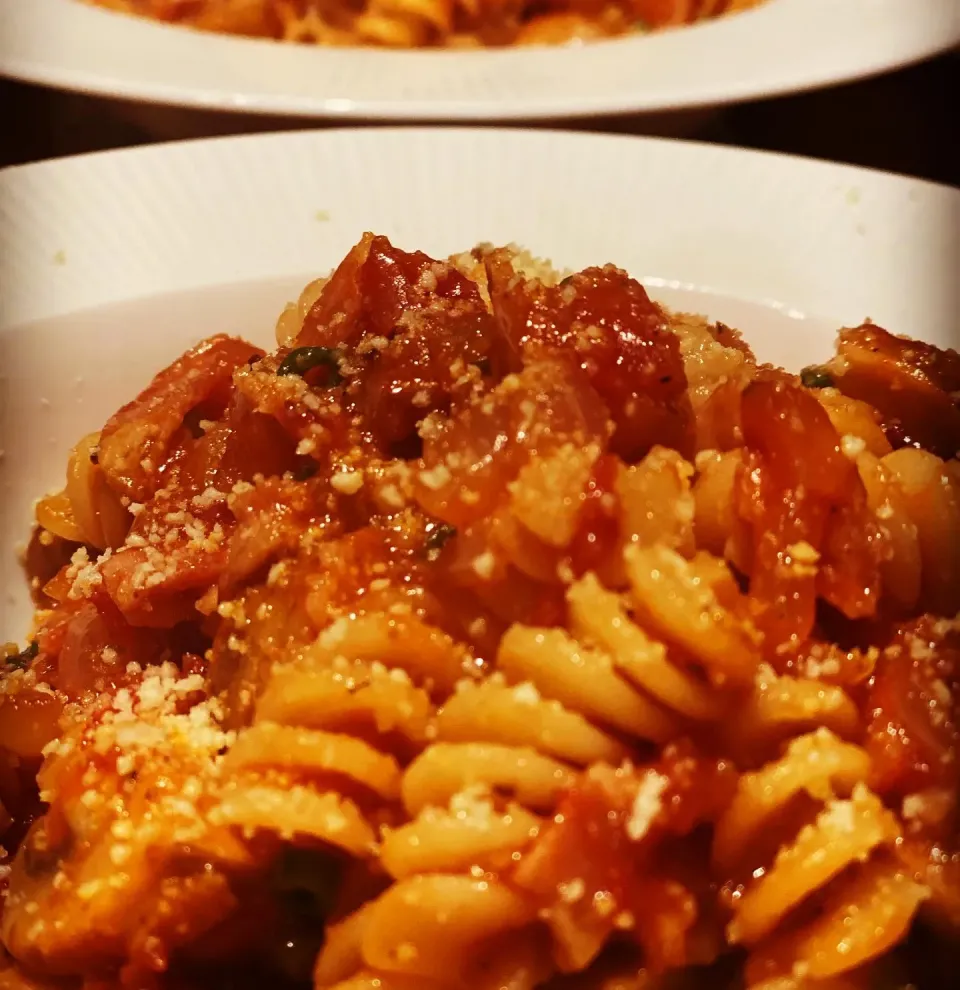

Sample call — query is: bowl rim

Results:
[1,0,959,120]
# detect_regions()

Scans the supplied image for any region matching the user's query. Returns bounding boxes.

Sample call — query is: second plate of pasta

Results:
[0,0,959,118]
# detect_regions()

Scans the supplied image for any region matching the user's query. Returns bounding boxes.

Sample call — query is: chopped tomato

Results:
[295,235,498,449]
[866,619,959,803]
[415,357,610,528]
[511,745,736,972]
[485,250,693,459]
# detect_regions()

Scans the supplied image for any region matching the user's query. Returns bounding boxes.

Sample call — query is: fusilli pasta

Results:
[82,0,769,48]
[1,233,958,990]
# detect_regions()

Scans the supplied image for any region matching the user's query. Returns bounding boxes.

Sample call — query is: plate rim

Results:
[2,125,958,334]
[4,123,959,192]
[1,0,959,120]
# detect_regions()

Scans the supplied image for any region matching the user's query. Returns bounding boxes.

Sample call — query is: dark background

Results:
[1,52,957,185]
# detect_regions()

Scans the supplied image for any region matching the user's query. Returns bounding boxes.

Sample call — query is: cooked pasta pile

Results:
[1,234,959,990]
[83,0,767,48]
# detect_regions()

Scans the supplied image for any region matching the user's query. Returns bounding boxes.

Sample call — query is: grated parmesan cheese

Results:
[558,878,585,904]
[626,771,668,841]
[471,551,496,580]
[840,434,866,460]
[331,469,364,495]
[419,464,452,490]
[511,682,541,706]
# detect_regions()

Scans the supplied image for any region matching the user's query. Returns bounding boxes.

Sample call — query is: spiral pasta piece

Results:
[34,432,131,550]
[497,626,677,744]
[723,666,861,761]
[746,859,929,984]
[623,544,760,688]
[484,551,756,753]
[566,574,720,721]
[692,448,748,565]
[437,675,630,768]
[856,447,960,615]
[314,875,537,987]
[217,612,474,852]
[715,729,921,981]
[276,276,329,347]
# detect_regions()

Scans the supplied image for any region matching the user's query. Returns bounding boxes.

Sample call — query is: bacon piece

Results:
[485,251,693,459]
[99,499,233,628]
[24,596,169,700]
[739,373,881,644]
[174,396,299,497]
[98,335,262,501]
[100,544,227,628]
[825,323,960,459]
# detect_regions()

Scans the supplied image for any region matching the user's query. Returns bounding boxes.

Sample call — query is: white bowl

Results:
[0,0,958,120]
[1,127,958,635]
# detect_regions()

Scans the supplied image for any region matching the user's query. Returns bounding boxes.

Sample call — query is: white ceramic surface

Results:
[0,0,958,120]
[1,127,958,636]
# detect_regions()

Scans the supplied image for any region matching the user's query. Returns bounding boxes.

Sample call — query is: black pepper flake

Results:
[800,366,835,389]
[6,640,38,670]
[423,522,457,560]
[277,346,343,385]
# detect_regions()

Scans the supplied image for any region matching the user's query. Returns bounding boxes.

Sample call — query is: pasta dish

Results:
[1,234,958,990]
[83,0,769,48]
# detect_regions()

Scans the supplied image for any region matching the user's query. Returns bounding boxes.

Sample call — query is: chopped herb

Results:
[800,366,835,389]
[277,346,343,384]
[424,522,456,560]
[6,640,38,670]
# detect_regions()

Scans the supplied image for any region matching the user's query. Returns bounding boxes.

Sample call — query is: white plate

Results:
[0,127,958,635]
[1,0,959,120]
